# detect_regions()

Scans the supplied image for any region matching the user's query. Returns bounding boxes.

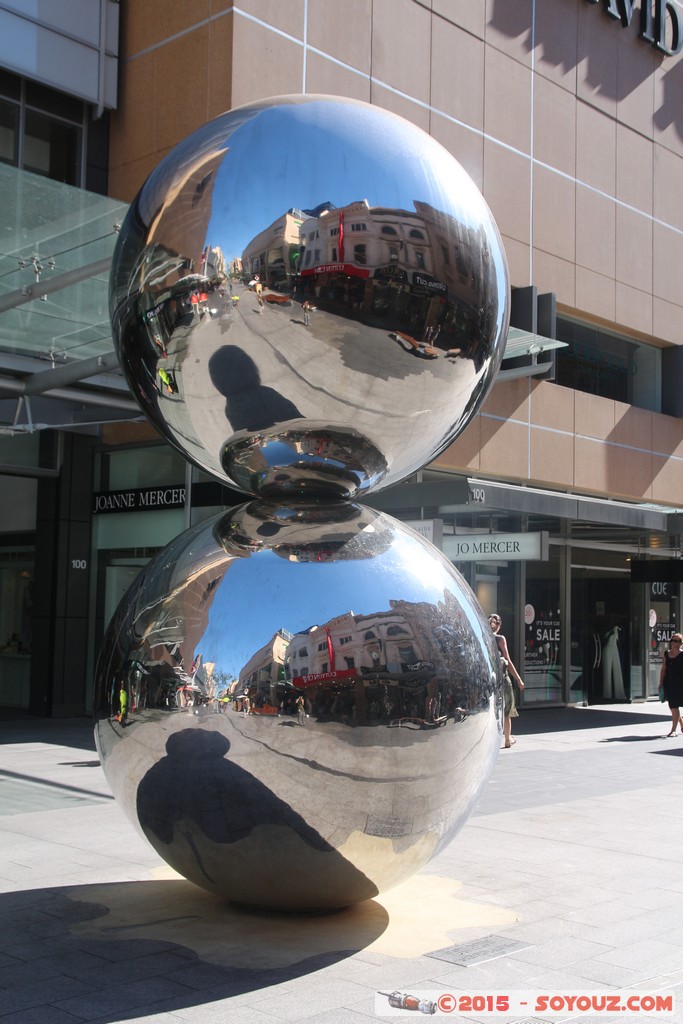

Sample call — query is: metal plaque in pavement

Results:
[364,814,412,837]
[426,934,532,966]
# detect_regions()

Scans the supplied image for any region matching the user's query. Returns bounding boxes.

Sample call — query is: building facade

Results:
[2,0,683,715]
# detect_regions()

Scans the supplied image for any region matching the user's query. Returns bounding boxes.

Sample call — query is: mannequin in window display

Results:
[602,625,625,700]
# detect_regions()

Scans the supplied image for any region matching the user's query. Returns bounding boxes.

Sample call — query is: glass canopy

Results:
[0,163,128,363]
[0,164,559,436]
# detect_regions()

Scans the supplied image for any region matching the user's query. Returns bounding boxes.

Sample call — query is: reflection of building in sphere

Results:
[100,94,509,912]
[109,94,509,499]
[94,503,503,910]
[243,197,498,371]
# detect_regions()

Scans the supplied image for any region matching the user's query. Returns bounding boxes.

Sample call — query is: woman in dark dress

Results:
[660,632,683,736]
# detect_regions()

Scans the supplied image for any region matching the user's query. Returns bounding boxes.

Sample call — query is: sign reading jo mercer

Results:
[443,531,549,563]
[587,0,683,56]
[93,486,186,514]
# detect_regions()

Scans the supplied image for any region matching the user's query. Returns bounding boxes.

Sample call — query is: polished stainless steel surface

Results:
[94,504,503,910]
[110,94,509,499]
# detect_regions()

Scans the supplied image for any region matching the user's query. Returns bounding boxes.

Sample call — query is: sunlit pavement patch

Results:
[68,870,515,969]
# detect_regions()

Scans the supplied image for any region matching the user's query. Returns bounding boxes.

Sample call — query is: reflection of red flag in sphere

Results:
[338,211,344,262]
[326,626,336,671]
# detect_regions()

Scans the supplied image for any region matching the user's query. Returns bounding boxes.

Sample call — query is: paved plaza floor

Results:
[1,702,682,1024]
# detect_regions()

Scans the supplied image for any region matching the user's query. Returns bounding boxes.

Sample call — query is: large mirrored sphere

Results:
[94,503,503,911]
[110,94,509,499]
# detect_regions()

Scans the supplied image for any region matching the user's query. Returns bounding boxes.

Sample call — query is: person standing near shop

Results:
[295,693,306,726]
[660,632,683,736]
[489,613,524,748]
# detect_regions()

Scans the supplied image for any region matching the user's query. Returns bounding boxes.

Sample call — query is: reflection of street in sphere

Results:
[94,505,503,911]
[100,94,510,911]
[109,94,509,500]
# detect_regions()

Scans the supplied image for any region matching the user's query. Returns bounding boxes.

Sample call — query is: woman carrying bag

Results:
[489,613,525,749]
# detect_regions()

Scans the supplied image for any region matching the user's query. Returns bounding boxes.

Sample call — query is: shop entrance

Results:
[570,565,631,704]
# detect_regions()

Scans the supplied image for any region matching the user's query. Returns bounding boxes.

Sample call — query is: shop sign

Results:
[586,0,682,56]
[412,272,447,294]
[374,265,409,283]
[142,304,164,321]
[301,262,369,278]
[443,531,549,562]
[93,486,186,514]
[293,668,356,686]
[404,518,443,548]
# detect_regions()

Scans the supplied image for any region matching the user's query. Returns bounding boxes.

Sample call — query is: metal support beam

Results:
[19,351,122,394]
[0,256,112,314]
[0,374,139,411]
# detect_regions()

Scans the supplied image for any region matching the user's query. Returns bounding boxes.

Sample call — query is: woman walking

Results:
[489,613,525,748]
[660,632,683,736]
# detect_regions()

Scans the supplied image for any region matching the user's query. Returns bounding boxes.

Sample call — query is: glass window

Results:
[0,72,86,186]
[24,109,81,186]
[415,250,425,269]
[0,98,18,166]
[381,225,398,235]
[354,244,367,265]
[99,446,186,491]
[409,229,424,239]
[556,318,637,405]
[525,551,562,704]
[0,546,34,709]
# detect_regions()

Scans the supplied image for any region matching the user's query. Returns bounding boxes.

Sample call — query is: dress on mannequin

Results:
[602,625,625,699]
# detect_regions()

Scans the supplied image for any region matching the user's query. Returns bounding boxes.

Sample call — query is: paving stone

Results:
[1,706,682,1023]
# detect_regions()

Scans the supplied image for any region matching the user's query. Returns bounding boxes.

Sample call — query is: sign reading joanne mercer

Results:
[93,487,186,514]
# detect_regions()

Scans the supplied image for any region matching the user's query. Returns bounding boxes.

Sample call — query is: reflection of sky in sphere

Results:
[199,531,482,680]
[205,98,490,260]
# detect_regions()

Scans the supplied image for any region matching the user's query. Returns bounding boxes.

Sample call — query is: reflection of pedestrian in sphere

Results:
[118,681,128,726]
[254,276,264,314]
[296,693,306,726]
[302,299,313,326]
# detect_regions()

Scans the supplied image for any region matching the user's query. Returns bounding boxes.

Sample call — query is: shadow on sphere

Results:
[136,728,378,910]
[208,345,303,431]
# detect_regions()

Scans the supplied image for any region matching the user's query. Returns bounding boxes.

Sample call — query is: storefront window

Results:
[647,581,679,699]
[98,445,186,491]
[524,550,562,703]
[570,550,632,704]
[0,547,33,707]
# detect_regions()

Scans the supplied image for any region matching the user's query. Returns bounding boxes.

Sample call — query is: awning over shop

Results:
[366,475,680,532]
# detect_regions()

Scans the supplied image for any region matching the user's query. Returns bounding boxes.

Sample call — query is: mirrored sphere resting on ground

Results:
[110,94,510,499]
[94,504,503,910]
